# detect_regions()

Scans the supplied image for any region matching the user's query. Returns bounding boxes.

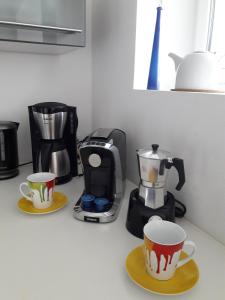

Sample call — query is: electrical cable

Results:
[175,199,186,218]
[18,161,32,167]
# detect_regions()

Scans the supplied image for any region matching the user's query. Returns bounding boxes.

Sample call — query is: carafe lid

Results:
[0,121,19,130]
[32,102,68,114]
[137,144,171,160]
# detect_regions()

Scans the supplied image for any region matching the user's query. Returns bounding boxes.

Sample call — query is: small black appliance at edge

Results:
[0,121,19,179]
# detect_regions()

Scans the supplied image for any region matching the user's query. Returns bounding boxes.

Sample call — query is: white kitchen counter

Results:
[0,165,224,300]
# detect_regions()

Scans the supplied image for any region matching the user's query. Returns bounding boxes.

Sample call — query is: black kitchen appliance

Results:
[126,144,186,239]
[28,102,78,184]
[0,121,19,179]
[73,128,126,223]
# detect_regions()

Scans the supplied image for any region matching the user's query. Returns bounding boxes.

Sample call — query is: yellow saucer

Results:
[126,245,199,296]
[17,192,68,215]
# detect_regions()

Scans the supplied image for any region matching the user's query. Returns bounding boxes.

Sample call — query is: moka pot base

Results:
[126,188,175,239]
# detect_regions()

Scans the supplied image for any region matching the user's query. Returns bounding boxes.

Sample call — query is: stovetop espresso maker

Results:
[126,144,186,239]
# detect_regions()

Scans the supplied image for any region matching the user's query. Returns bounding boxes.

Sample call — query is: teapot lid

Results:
[137,144,171,160]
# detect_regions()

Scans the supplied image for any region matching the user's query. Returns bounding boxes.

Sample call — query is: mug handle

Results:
[19,182,32,202]
[177,241,196,268]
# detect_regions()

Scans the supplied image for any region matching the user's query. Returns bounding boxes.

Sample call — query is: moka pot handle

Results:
[165,158,185,191]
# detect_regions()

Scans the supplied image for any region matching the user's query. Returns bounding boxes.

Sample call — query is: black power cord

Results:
[18,161,32,167]
[175,199,186,218]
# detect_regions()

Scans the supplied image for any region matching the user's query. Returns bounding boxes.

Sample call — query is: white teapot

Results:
[168,51,223,92]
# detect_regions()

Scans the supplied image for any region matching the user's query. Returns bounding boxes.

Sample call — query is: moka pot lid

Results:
[137,144,171,161]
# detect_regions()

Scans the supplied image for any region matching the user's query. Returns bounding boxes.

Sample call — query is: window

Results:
[133,0,224,91]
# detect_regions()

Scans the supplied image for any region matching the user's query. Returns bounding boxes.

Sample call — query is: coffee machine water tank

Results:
[0,121,19,179]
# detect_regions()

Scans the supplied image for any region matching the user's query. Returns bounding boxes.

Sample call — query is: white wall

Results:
[0,0,93,164]
[92,0,225,244]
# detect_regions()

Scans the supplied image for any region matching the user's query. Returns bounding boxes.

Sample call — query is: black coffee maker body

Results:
[126,144,185,239]
[74,128,126,223]
[28,102,78,184]
[0,121,19,179]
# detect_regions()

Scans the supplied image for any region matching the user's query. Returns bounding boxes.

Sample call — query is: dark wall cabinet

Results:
[0,0,85,54]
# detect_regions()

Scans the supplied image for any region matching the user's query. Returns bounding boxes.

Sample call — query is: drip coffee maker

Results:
[126,144,185,239]
[28,102,78,184]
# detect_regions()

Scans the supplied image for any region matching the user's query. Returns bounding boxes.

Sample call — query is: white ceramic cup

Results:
[144,216,196,280]
[19,172,56,209]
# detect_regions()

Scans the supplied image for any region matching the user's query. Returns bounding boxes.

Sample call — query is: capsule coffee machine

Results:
[73,128,126,223]
[28,102,78,184]
[126,144,185,238]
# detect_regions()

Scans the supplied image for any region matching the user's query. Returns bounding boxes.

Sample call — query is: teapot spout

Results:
[168,53,183,71]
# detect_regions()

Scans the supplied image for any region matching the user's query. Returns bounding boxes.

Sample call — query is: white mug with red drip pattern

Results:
[144,216,196,280]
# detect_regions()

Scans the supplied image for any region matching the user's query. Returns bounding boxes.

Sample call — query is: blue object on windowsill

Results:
[147,6,162,90]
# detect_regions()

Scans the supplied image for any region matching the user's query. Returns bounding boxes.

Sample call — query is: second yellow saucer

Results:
[126,245,199,296]
[17,192,68,215]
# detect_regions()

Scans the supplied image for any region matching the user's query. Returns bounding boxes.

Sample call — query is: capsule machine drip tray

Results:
[73,194,122,223]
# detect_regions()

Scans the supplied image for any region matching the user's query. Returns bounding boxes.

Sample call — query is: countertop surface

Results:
[0,165,225,300]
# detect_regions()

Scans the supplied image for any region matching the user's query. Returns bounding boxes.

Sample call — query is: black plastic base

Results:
[0,168,19,180]
[76,196,113,213]
[126,188,176,239]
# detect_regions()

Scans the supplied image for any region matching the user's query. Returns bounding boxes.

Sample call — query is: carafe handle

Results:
[41,143,53,172]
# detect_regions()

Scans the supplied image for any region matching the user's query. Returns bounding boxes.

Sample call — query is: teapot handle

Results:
[166,158,185,191]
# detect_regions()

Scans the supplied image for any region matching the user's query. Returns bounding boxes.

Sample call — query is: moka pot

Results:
[137,144,185,209]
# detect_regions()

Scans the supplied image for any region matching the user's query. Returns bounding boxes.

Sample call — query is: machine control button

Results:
[88,153,101,167]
